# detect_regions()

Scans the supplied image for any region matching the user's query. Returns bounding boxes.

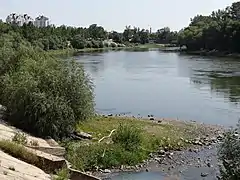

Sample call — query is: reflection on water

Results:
[74,51,240,126]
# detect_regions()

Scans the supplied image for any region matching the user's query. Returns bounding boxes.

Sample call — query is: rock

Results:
[158,150,165,155]
[73,131,92,139]
[201,172,209,177]
[150,117,154,121]
[108,114,113,117]
[102,169,111,173]
[146,168,149,172]
[158,120,162,123]
[207,162,213,168]
[154,158,161,162]
[193,149,199,153]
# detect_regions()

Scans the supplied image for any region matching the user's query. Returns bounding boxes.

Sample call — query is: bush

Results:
[98,41,104,48]
[0,49,94,139]
[12,132,27,145]
[91,40,100,48]
[218,123,240,180]
[112,124,143,151]
[103,42,109,47]
[86,41,93,48]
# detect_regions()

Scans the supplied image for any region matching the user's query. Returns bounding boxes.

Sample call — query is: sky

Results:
[0,0,238,32]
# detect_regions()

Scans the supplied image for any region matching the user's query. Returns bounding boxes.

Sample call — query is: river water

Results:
[75,50,240,126]
[74,50,240,179]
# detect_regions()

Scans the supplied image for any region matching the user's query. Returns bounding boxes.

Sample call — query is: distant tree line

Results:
[178,2,240,53]
[0,21,179,51]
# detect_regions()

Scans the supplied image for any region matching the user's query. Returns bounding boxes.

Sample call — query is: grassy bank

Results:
[65,116,212,171]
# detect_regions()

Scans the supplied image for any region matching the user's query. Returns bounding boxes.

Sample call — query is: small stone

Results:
[150,117,155,121]
[159,150,165,155]
[193,149,199,153]
[103,169,111,173]
[207,163,213,168]
[154,158,161,162]
[158,120,162,123]
[146,168,149,172]
[201,172,209,177]
[108,114,113,117]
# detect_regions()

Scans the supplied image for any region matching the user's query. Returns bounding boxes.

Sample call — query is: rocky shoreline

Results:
[87,117,226,179]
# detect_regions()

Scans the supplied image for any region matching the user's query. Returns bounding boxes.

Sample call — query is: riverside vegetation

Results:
[1,2,240,180]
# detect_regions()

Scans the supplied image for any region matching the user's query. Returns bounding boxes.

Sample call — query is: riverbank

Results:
[46,44,170,57]
[65,115,225,178]
[179,50,240,59]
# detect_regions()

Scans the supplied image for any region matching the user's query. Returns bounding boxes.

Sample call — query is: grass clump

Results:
[0,140,39,166]
[112,123,142,151]
[218,122,240,180]
[53,168,70,180]
[12,132,27,145]
[66,142,146,171]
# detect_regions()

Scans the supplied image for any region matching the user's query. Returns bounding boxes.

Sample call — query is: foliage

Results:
[218,122,240,180]
[12,132,27,145]
[66,116,203,171]
[54,168,70,180]
[66,142,147,171]
[112,123,143,151]
[0,47,94,139]
[178,2,240,53]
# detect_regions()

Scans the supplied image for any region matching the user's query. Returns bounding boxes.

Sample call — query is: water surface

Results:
[75,50,240,126]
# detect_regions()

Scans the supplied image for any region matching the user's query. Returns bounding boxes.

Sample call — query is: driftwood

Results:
[98,129,116,143]
[98,129,116,158]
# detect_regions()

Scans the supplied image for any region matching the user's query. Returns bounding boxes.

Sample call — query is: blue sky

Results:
[0,0,238,32]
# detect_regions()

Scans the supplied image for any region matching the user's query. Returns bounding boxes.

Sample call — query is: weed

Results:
[30,140,39,146]
[12,132,27,145]
[53,168,70,180]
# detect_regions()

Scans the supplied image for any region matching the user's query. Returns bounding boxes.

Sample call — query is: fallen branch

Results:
[98,129,116,158]
[98,129,116,143]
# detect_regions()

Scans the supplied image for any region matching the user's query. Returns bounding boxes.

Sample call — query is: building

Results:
[6,13,34,26]
[34,15,49,28]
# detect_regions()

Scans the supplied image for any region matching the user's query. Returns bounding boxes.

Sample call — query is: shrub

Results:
[12,132,27,145]
[112,124,143,151]
[103,42,109,47]
[218,123,240,180]
[98,41,104,48]
[0,50,94,139]
[86,41,93,48]
[91,40,100,48]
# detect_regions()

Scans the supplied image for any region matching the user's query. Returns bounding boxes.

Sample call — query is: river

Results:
[74,50,240,127]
